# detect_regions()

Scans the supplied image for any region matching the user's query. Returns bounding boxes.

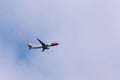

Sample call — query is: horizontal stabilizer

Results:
[27,42,32,50]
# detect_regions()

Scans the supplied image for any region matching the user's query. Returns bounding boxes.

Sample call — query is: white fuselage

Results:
[31,44,51,49]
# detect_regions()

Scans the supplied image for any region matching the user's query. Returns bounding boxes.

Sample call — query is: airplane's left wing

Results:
[42,48,45,52]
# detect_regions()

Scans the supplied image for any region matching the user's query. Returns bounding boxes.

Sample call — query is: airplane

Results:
[27,38,59,52]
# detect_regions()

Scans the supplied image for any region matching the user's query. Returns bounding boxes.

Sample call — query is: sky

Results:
[0,0,120,80]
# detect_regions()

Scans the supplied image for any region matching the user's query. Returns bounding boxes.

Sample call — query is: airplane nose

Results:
[55,43,59,45]
[51,42,59,46]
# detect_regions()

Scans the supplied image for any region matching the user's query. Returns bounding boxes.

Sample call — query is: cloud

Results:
[1,0,120,80]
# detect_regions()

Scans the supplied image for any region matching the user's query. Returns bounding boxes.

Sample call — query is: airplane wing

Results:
[42,48,45,52]
[36,38,46,46]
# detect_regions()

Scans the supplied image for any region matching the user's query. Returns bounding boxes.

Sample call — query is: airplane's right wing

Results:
[36,38,46,46]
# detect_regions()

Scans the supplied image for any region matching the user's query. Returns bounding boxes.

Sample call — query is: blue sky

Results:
[0,0,120,80]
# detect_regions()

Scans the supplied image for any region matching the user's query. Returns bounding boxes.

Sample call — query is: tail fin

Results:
[27,42,32,50]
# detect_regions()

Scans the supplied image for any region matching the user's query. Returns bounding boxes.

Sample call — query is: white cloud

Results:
[1,0,120,80]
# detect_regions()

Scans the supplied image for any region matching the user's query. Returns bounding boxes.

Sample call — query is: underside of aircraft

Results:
[27,38,59,52]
